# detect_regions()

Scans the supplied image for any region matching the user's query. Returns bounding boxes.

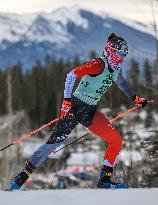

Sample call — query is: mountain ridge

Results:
[0,6,156,69]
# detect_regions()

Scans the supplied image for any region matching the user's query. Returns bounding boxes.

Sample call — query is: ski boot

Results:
[97,165,127,189]
[9,161,35,190]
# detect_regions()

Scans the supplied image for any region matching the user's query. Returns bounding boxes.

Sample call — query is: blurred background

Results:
[0,0,157,190]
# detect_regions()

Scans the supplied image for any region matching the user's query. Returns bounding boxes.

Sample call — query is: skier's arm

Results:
[115,69,134,98]
[73,59,104,78]
[115,70,147,108]
[64,70,77,100]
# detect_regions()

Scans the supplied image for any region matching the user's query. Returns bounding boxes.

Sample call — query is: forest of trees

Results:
[0,51,157,188]
[0,52,157,126]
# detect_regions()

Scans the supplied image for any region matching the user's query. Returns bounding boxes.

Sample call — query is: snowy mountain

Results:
[0,7,156,69]
[0,189,157,205]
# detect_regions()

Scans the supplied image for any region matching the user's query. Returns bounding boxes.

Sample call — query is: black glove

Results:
[130,95,147,108]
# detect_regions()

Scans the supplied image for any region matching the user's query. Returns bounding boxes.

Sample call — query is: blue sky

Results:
[0,0,157,25]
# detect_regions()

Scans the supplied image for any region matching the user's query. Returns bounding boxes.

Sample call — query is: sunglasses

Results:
[118,50,128,57]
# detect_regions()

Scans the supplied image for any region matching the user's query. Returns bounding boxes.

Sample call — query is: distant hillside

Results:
[0,7,156,69]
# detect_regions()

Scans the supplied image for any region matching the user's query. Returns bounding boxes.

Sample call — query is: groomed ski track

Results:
[0,188,157,205]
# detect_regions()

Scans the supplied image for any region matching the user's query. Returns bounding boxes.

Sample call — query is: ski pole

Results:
[51,105,142,153]
[147,100,158,105]
[0,99,156,152]
[0,117,60,152]
[58,105,142,151]
[109,100,155,124]
[52,133,89,154]
[52,100,156,154]
[109,104,141,124]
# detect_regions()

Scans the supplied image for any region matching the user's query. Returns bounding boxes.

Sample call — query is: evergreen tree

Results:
[144,59,153,83]
[144,130,158,187]
[72,55,81,68]
[11,62,25,111]
[143,59,154,128]
[51,58,66,116]
[127,58,141,93]
[0,70,7,114]
[89,50,97,59]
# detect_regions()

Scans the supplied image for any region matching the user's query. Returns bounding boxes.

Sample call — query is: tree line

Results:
[0,52,157,128]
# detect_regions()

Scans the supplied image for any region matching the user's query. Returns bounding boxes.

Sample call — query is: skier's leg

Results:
[88,111,122,166]
[9,115,78,190]
[9,161,36,190]
[29,114,78,167]
[87,111,126,189]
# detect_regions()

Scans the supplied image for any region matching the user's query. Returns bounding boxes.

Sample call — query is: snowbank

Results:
[0,188,157,205]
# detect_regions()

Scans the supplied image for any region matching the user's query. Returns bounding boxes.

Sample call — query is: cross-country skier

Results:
[9,33,147,190]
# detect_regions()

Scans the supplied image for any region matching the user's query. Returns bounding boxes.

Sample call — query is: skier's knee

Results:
[113,134,122,151]
[109,133,122,150]
[29,143,61,167]
[116,135,122,149]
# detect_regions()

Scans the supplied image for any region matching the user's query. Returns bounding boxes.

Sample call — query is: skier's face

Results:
[113,48,128,63]
[104,40,128,65]
[110,52,124,65]
[117,49,128,59]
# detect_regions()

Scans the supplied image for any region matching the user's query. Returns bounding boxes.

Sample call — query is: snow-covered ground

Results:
[0,188,157,205]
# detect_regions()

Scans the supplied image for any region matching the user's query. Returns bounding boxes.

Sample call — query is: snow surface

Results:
[0,6,88,45]
[0,188,157,205]
[67,151,100,166]
[0,5,154,44]
[88,8,154,36]
[0,5,156,68]
[119,150,143,166]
